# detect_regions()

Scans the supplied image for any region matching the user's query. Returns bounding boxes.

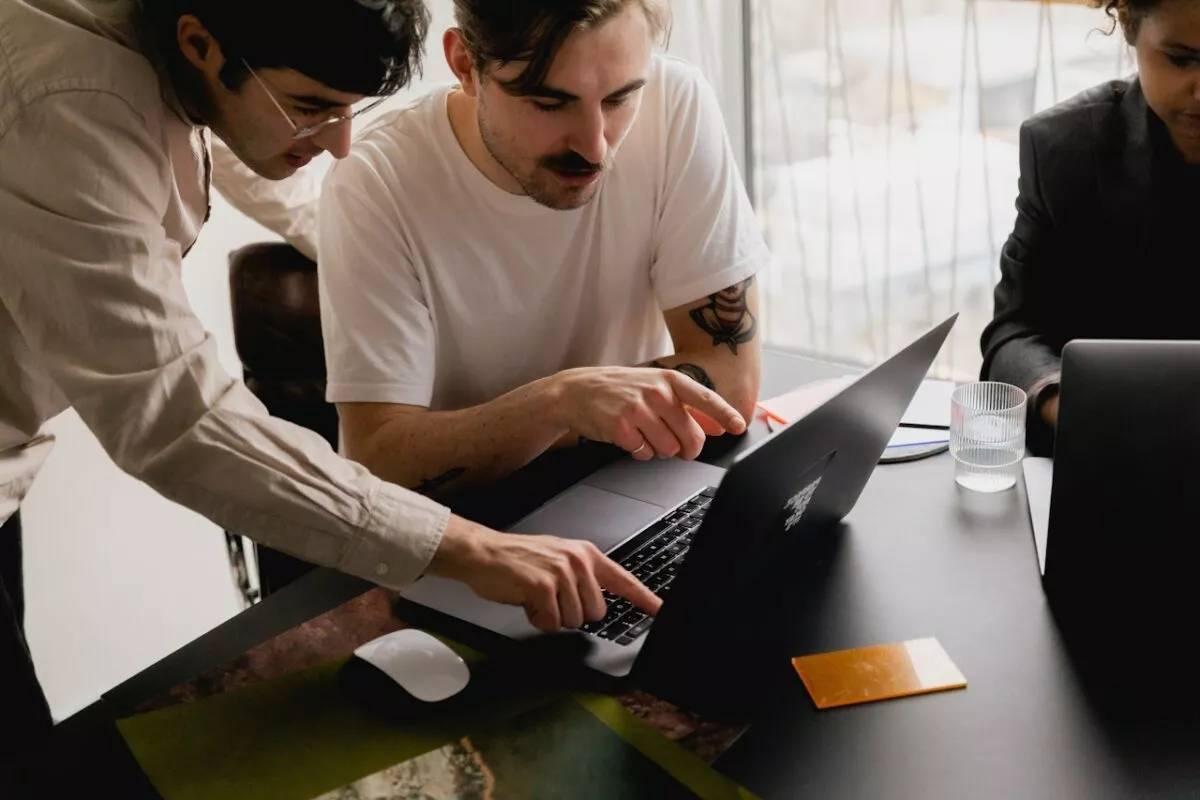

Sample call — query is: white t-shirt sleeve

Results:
[651,59,771,311]
[318,157,436,407]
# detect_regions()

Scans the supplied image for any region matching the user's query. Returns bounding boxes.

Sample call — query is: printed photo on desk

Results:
[313,695,756,800]
[116,588,752,799]
[122,587,746,765]
[118,658,754,800]
[127,588,408,715]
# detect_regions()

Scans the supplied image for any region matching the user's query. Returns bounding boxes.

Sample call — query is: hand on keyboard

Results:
[432,526,662,632]
[580,488,714,645]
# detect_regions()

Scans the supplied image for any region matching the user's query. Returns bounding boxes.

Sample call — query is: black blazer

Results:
[980,78,1200,453]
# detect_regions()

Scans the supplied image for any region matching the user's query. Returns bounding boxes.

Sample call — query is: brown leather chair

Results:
[227,242,339,599]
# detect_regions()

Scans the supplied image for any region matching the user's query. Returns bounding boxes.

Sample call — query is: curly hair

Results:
[143,0,431,96]
[452,0,671,96]
[1094,0,1161,42]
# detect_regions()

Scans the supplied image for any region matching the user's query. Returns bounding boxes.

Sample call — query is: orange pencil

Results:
[756,404,789,428]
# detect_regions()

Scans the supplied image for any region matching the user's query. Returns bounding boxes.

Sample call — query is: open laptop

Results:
[402,315,958,678]
[1022,339,1200,611]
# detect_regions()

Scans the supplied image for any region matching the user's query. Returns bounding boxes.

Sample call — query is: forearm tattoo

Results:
[651,360,716,391]
[688,277,757,355]
[414,467,467,497]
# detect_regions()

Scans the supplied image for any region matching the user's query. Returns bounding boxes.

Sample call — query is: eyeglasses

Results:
[242,58,388,140]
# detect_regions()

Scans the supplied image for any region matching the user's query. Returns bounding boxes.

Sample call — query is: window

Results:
[747,0,1131,378]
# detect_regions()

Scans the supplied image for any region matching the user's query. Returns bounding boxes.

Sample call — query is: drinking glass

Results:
[950,382,1026,493]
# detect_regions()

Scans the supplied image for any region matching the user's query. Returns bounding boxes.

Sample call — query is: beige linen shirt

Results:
[0,0,449,589]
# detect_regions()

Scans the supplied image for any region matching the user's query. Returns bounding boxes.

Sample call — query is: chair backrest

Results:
[228,242,338,448]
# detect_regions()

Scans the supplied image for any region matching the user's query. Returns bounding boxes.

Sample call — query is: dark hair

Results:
[143,0,431,96]
[1095,0,1160,43]
[452,0,671,96]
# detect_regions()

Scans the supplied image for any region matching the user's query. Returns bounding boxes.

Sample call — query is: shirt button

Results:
[375,563,389,577]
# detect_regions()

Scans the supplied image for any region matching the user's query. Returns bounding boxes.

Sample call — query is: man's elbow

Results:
[342,435,379,475]
[339,421,393,482]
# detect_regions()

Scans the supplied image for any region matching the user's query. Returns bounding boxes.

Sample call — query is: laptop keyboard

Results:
[580,486,717,646]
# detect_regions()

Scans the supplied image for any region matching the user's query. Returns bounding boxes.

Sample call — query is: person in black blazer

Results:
[981,0,1200,454]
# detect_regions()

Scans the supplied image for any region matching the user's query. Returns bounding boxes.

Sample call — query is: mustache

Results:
[539,151,603,173]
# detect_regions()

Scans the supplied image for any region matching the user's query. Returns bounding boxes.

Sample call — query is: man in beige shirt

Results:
[0,0,684,755]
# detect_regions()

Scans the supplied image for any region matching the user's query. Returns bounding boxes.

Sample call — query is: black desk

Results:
[714,452,1200,799]
[49,349,1200,798]
[711,352,1200,800]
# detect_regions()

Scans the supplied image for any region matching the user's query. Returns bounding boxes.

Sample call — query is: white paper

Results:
[901,379,956,428]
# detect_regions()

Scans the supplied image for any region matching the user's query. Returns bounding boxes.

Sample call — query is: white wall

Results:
[23,0,739,721]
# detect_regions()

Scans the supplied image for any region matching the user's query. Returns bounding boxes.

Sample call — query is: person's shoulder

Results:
[637,55,720,140]
[656,54,706,84]
[1016,81,1137,216]
[1017,79,1136,196]
[325,87,452,196]
[0,0,163,133]
[651,54,711,102]
[1022,79,1131,143]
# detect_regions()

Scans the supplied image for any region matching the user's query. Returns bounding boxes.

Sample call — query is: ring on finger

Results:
[631,440,651,457]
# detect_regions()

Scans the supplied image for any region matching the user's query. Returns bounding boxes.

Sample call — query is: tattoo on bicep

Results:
[650,360,716,391]
[688,276,757,355]
[414,467,467,496]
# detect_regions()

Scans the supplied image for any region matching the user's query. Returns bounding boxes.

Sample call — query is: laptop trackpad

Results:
[512,484,665,554]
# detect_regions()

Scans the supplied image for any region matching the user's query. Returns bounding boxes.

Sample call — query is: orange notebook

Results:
[792,637,967,710]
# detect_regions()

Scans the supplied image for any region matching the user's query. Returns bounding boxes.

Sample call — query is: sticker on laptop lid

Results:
[772,450,837,536]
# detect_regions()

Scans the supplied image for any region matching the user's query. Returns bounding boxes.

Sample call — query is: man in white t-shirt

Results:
[319,0,767,501]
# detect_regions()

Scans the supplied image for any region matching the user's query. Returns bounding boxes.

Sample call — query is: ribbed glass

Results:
[950,382,1027,493]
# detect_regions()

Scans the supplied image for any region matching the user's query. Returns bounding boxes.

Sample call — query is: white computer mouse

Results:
[352,628,471,703]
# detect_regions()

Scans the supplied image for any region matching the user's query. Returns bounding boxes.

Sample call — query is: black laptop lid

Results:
[667,314,958,612]
[634,316,956,717]
[1047,339,1200,614]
